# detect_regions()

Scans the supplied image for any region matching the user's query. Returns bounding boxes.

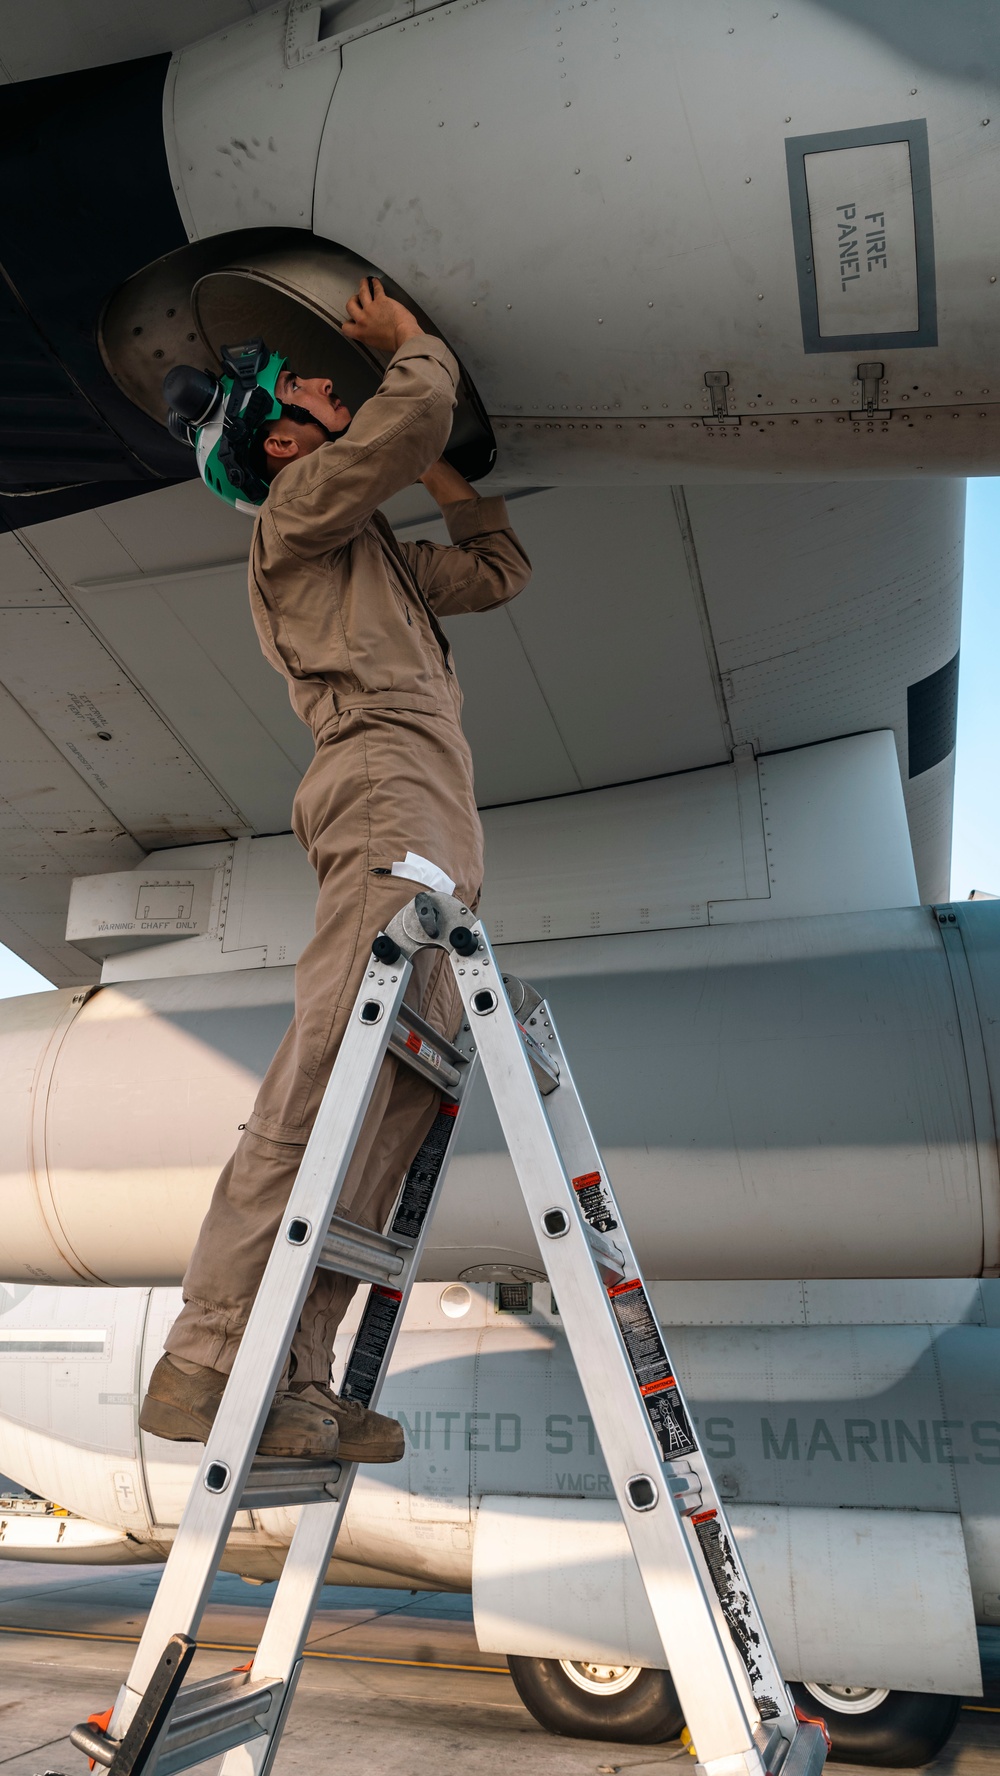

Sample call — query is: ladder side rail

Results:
[114,961,415,1734]
[447,936,762,1772]
[536,1001,799,1746]
[241,1050,480,1708]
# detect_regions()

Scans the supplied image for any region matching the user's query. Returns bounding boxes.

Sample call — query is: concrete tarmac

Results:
[0,1560,997,1776]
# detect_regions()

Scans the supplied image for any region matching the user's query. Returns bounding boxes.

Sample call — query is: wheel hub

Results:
[803,1680,891,1716]
[559,1659,643,1696]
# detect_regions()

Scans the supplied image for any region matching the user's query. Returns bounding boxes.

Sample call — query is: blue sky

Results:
[950,479,999,900]
[0,481,995,999]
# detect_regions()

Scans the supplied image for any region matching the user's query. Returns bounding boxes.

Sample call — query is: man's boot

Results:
[290,1380,404,1463]
[139,1354,225,1441]
[139,1355,340,1460]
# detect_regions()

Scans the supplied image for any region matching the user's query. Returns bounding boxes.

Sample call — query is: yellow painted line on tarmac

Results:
[0,1621,508,1674]
[1,1626,995,1714]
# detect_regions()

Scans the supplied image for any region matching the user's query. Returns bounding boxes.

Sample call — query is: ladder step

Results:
[240,1456,343,1510]
[517,1020,560,1094]
[69,1666,281,1776]
[585,1225,627,1283]
[157,1672,282,1776]
[317,1214,413,1284]
[389,1005,466,1090]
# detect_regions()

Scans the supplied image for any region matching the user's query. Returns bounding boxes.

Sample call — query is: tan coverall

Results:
[165,333,531,1384]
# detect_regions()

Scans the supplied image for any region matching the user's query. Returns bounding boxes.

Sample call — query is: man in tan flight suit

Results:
[140,278,531,1463]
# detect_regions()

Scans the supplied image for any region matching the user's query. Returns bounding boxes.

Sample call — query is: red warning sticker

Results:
[440,1102,459,1117]
[374,1286,403,1303]
[406,1031,421,1053]
[572,1171,618,1233]
[607,1278,695,1459]
[691,1509,717,1526]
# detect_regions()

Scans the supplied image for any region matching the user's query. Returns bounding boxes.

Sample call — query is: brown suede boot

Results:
[257,1392,340,1460]
[291,1381,404,1463]
[139,1354,226,1442]
[140,1355,341,1461]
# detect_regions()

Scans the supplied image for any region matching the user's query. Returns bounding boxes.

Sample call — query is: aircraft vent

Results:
[99,229,496,482]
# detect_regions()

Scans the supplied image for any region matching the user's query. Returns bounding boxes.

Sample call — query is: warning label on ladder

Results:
[341,1285,404,1406]
[608,1279,695,1458]
[391,1105,459,1240]
[342,1107,460,1405]
[572,1170,618,1232]
[693,1510,779,1716]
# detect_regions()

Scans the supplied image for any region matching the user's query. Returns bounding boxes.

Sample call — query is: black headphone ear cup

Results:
[163,364,221,425]
[166,411,195,445]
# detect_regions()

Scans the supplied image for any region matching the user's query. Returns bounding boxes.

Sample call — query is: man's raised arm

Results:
[267,279,458,555]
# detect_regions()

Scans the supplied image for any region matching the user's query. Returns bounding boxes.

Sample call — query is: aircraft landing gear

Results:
[789,1681,961,1766]
[508,1658,962,1766]
[506,1655,684,1743]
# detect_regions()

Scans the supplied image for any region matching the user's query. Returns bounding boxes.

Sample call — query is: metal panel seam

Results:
[670,488,734,755]
[28,986,103,1282]
[133,1287,157,1531]
[733,746,770,901]
[934,908,1000,1275]
[12,533,253,837]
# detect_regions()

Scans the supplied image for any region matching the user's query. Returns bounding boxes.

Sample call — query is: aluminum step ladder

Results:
[72,890,829,1776]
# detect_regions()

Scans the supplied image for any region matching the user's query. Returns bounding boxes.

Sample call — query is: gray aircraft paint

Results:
[0,1281,998,1619]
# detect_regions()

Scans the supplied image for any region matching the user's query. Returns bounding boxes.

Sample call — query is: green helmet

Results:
[163,339,286,513]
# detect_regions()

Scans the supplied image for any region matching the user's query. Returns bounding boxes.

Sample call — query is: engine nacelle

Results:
[2,900,998,1286]
[149,0,1000,481]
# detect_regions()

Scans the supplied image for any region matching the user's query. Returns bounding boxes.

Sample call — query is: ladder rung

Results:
[170,1667,252,1713]
[585,1225,627,1283]
[240,1457,343,1510]
[517,1020,560,1093]
[74,1673,283,1776]
[157,1674,281,1776]
[399,1003,468,1069]
[317,1214,412,1283]
[389,1006,465,1090]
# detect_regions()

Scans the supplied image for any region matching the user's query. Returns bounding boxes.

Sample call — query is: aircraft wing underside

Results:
[0,0,979,983]
[0,474,962,986]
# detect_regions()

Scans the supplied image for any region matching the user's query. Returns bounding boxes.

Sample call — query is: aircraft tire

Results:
[506,1655,684,1742]
[789,1682,961,1766]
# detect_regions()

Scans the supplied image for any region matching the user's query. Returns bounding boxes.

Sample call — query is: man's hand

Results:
[420,457,477,507]
[342,277,424,354]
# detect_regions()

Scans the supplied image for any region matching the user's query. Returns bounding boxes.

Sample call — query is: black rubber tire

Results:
[789,1684,961,1766]
[507,1655,684,1743]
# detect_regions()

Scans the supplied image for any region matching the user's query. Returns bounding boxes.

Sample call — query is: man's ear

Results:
[263,431,298,462]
